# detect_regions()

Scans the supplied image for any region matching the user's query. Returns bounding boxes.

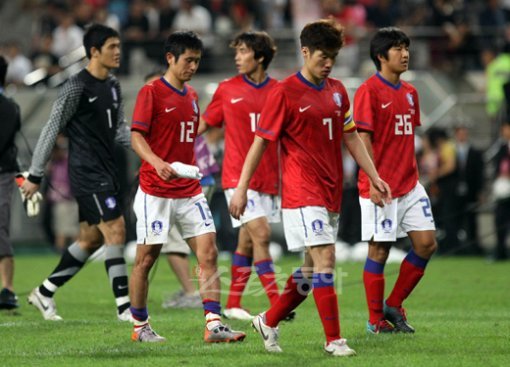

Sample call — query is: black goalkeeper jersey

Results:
[29,68,130,196]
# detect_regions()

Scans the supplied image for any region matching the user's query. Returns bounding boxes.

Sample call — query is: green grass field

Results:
[1,255,508,367]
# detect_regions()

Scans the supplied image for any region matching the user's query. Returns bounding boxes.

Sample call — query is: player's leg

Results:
[224,226,254,319]
[180,194,245,343]
[129,243,165,342]
[385,184,437,332]
[247,216,280,306]
[28,220,102,320]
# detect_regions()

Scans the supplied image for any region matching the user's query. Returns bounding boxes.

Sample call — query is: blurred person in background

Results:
[452,124,485,255]
[0,56,21,310]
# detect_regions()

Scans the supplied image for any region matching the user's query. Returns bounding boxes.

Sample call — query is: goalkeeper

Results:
[20,24,133,322]
[0,56,21,310]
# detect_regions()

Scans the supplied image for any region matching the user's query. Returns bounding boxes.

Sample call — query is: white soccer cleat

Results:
[27,287,62,321]
[131,323,166,342]
[223,307,254,321]
[252,313,282,353]
[324,338,357,357]
[117,308,133,322]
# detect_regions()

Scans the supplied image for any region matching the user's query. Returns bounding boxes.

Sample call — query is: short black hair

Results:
[230,31,277,70]
[300,19,344,54]
[0,55,7,86]
[164,31,203,62]
[83,23,120,59]
[370,27,410,71]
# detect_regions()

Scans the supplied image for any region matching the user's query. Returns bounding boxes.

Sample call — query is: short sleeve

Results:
[256,86,287,141]
[353,84,374,132]
[131,85,154,133]
[202,83,225,128]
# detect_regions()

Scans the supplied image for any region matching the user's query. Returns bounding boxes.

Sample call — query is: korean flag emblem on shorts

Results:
[406,93,414,107]
[151,220,163,235]
[311,219,324,235]
[381,218,393,233]
[105,196,117,209]
[192,99,199,114]
[333,92,342,108]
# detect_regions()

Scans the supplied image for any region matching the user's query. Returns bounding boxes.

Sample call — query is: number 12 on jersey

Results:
[180,121,194,142]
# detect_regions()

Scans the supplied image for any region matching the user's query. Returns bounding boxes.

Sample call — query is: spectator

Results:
[3,41,32,85]
[30,34,61,84]
[51,11,84,58]
[453,124,485,255]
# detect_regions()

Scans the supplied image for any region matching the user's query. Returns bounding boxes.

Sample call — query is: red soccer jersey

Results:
[203,74,279,194]
[354,72,420,198]
[131,77,202,198]
[255,72,355,213]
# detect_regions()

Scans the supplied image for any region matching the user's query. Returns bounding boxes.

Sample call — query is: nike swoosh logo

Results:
[381,102,392,109]
[117,285,129,290]
[35,293,49,311]
[165,107,177,113]
[89,96,98,103]
[299,105,311,113]
[259,319,269,340]
[231,98,243,104]
[205,222,212,227]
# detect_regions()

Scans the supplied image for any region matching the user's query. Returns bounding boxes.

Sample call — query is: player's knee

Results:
[135,254,157,274]
[197,244,218,267]
[417,238,437,257]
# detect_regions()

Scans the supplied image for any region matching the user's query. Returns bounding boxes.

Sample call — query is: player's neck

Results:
[86,61,110,80]
[300,68,324,86]
[244,69,266,84]
[163,72,185,91]
[378,70,401,85]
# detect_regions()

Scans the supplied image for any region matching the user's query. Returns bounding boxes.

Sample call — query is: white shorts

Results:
[359,182,436,242]
[133,187,216,245]
[224,189,281,228]
[282,206,339,252]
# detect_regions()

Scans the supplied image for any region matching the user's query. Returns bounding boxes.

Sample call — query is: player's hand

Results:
[16,173,43,217]
[154,159,178,181]
[369,178,392,207]
[229,187,248,220]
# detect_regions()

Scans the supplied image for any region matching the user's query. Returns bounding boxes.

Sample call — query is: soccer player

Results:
[129,31,245,343]
[200,31,281,321]
[229,19,391,356]
[21,24,132,321]
[353,27,437,334]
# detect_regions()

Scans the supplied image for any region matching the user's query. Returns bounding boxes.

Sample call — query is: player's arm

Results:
[197,117,210,136]
[358,130,387,205]
[344,130,392,206]
[22,79,81,198]
[131,130,177,181]
[114,81,131,149]
[229,136,269,219]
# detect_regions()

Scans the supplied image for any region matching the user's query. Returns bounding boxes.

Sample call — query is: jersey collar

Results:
[376,72,401,90]
[296,71,325,91]
[160,77,188,96]
[242,74,270,89]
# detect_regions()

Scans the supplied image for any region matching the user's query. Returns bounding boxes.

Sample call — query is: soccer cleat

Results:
[324,338,357,357]
[204,323,246,343]
[223,307,254,321]
[162,290,202,309]
[283,310,296,322]
[0,288,19,310]
[383,301,415,333]
[131,324,166,342]
[117,308,133,322]
[27,287,62,321]
[366,319,395,334]
[252,313,282,353]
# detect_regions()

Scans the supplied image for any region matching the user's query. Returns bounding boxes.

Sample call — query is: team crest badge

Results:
[406,93,414,107]
[192,100,198,114]
[381,219,393,233]
[311,219,324,234]
[333,92,342,108]
[151,220,163,235]
[105,197,117,209]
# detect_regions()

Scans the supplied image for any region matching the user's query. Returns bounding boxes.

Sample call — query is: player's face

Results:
[382,44,409,75]
[168,49,201,82]
[234,43,261,75]
[302,47,337,83]
[97,37,121,69]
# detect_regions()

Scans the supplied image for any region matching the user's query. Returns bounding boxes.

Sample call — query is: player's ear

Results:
[165,52,175,65]
[301,46,309,58]
[90,46,100,58]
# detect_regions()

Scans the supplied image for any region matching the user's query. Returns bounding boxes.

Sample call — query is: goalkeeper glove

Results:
[15,172,43,217]
[169,162,203,180]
